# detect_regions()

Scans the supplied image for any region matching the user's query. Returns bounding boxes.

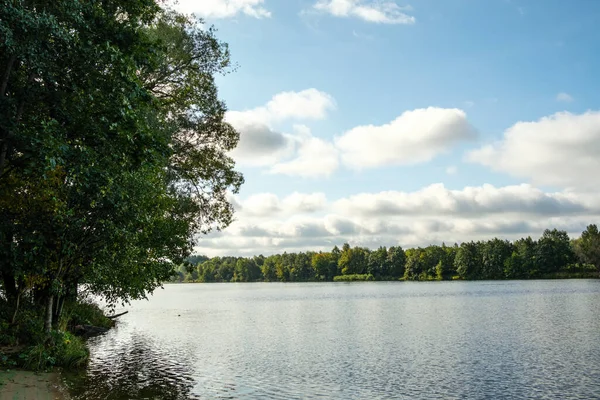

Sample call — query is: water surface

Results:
[66,280,600,399]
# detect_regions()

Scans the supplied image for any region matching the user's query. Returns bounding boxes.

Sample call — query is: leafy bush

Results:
[62,299,114,330]
[19,331,89,371]
[1,297,108,370]
[0,303,45,347]
[333,274,375,282]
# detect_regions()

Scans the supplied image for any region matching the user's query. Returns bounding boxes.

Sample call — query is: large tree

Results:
[573,224,600,274]
[535,229,574,275]
[0,2,243,331]
[455,241,483,280]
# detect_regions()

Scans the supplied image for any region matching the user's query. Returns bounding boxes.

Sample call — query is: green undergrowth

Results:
[17,331,89,370]
[0,297,113,371]
[63,299,114,331]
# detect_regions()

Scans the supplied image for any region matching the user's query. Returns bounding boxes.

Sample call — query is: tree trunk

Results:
[53,295,65,329]
[10,290,21,325]
[1,269,17,301]
[0,231,16,299]
[44,295,54,334]
[0,141,8,176]
[1,54,16,96]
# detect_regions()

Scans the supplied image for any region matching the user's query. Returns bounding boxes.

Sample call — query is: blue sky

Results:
[171,0,600,256]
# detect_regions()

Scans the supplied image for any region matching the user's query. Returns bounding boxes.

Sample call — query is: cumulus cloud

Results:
[227,120,293,166]
[270,125,339,178]
[195,213,597,257]
[228,89,335,125]
[335,107,477,169]
[313,0,415,24]
[466,111,600,190]
[172,0,271,19]
[226,89,335,167]
[556,92,574,102]
[282,192,327,212]
[334,183,589,217]
[229,98,474,175]
[196,184,600,256]
[233,191,328,216]
[263,89,336,121]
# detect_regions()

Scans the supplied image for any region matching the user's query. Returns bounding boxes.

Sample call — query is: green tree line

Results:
[174,226,600,283]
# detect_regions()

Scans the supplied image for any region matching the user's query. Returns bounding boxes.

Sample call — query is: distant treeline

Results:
[171,225,600,283]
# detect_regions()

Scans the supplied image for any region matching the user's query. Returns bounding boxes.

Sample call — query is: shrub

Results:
[333,274,375,282]
[0,303,45,347]
[62,299,114,330]
[19,331,89,371]
[1,297,109,370]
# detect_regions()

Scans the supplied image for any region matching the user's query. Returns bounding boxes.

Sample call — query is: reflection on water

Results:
[66,280,600,399]
[65,331,198,399]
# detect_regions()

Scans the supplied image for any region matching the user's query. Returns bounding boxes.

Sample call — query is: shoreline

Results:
[167,275,600,284]
[0,369,69,399]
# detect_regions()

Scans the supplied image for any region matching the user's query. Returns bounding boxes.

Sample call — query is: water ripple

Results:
[65,280,600,399]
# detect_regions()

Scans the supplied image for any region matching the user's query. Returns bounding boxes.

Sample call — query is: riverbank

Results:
[0,299,114,372]
[0,370,69,399]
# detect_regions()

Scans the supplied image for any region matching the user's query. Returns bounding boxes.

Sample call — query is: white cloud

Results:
[270,125,339,178]
[467,110,600,190]
[226,119,294,166]
[238,193,282,216]
[172,0,271,19]
[226,89,335,167]
[233,191,328,216]
[335,107,477,169]
[196,184,600,256]
[556,92,574,102]
[282,192,327,212]
[313,0,415,24]
[228,89,335,125]
[334,183,589,217]
[264,89,336,121]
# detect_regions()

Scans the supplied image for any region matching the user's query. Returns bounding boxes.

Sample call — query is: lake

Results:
[65,280,600,399]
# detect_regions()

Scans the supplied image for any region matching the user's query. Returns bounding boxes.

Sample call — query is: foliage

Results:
[0,295,111,370]
[333,274,375,282]
[387,246,407,277]
[62,299,114,330]
[339,244,369,275]
[233,258,262,282]
[19,331,88,371]
[312,252,337,281]
[535,229,575,274]
[455,242,483,280]
[481,238,513,279]
[572,224,600,273]
[0,0,243,335]
[169,227,600,284]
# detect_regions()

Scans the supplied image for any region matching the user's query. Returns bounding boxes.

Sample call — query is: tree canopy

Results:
[0,1,243,331]
[179,225,600,284]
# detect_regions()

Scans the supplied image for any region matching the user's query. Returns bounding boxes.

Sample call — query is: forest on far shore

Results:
[173,225,600,283]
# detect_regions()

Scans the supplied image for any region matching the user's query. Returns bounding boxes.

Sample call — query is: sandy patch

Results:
[0,370,69,400]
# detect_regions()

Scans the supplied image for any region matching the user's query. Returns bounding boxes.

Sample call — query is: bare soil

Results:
[0,370,69,400]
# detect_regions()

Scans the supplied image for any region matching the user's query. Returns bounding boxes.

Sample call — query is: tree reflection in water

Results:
[65,333,200,400]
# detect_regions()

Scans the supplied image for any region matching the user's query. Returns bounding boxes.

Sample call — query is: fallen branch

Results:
[73,324,109,338]
[107,311,128,319]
